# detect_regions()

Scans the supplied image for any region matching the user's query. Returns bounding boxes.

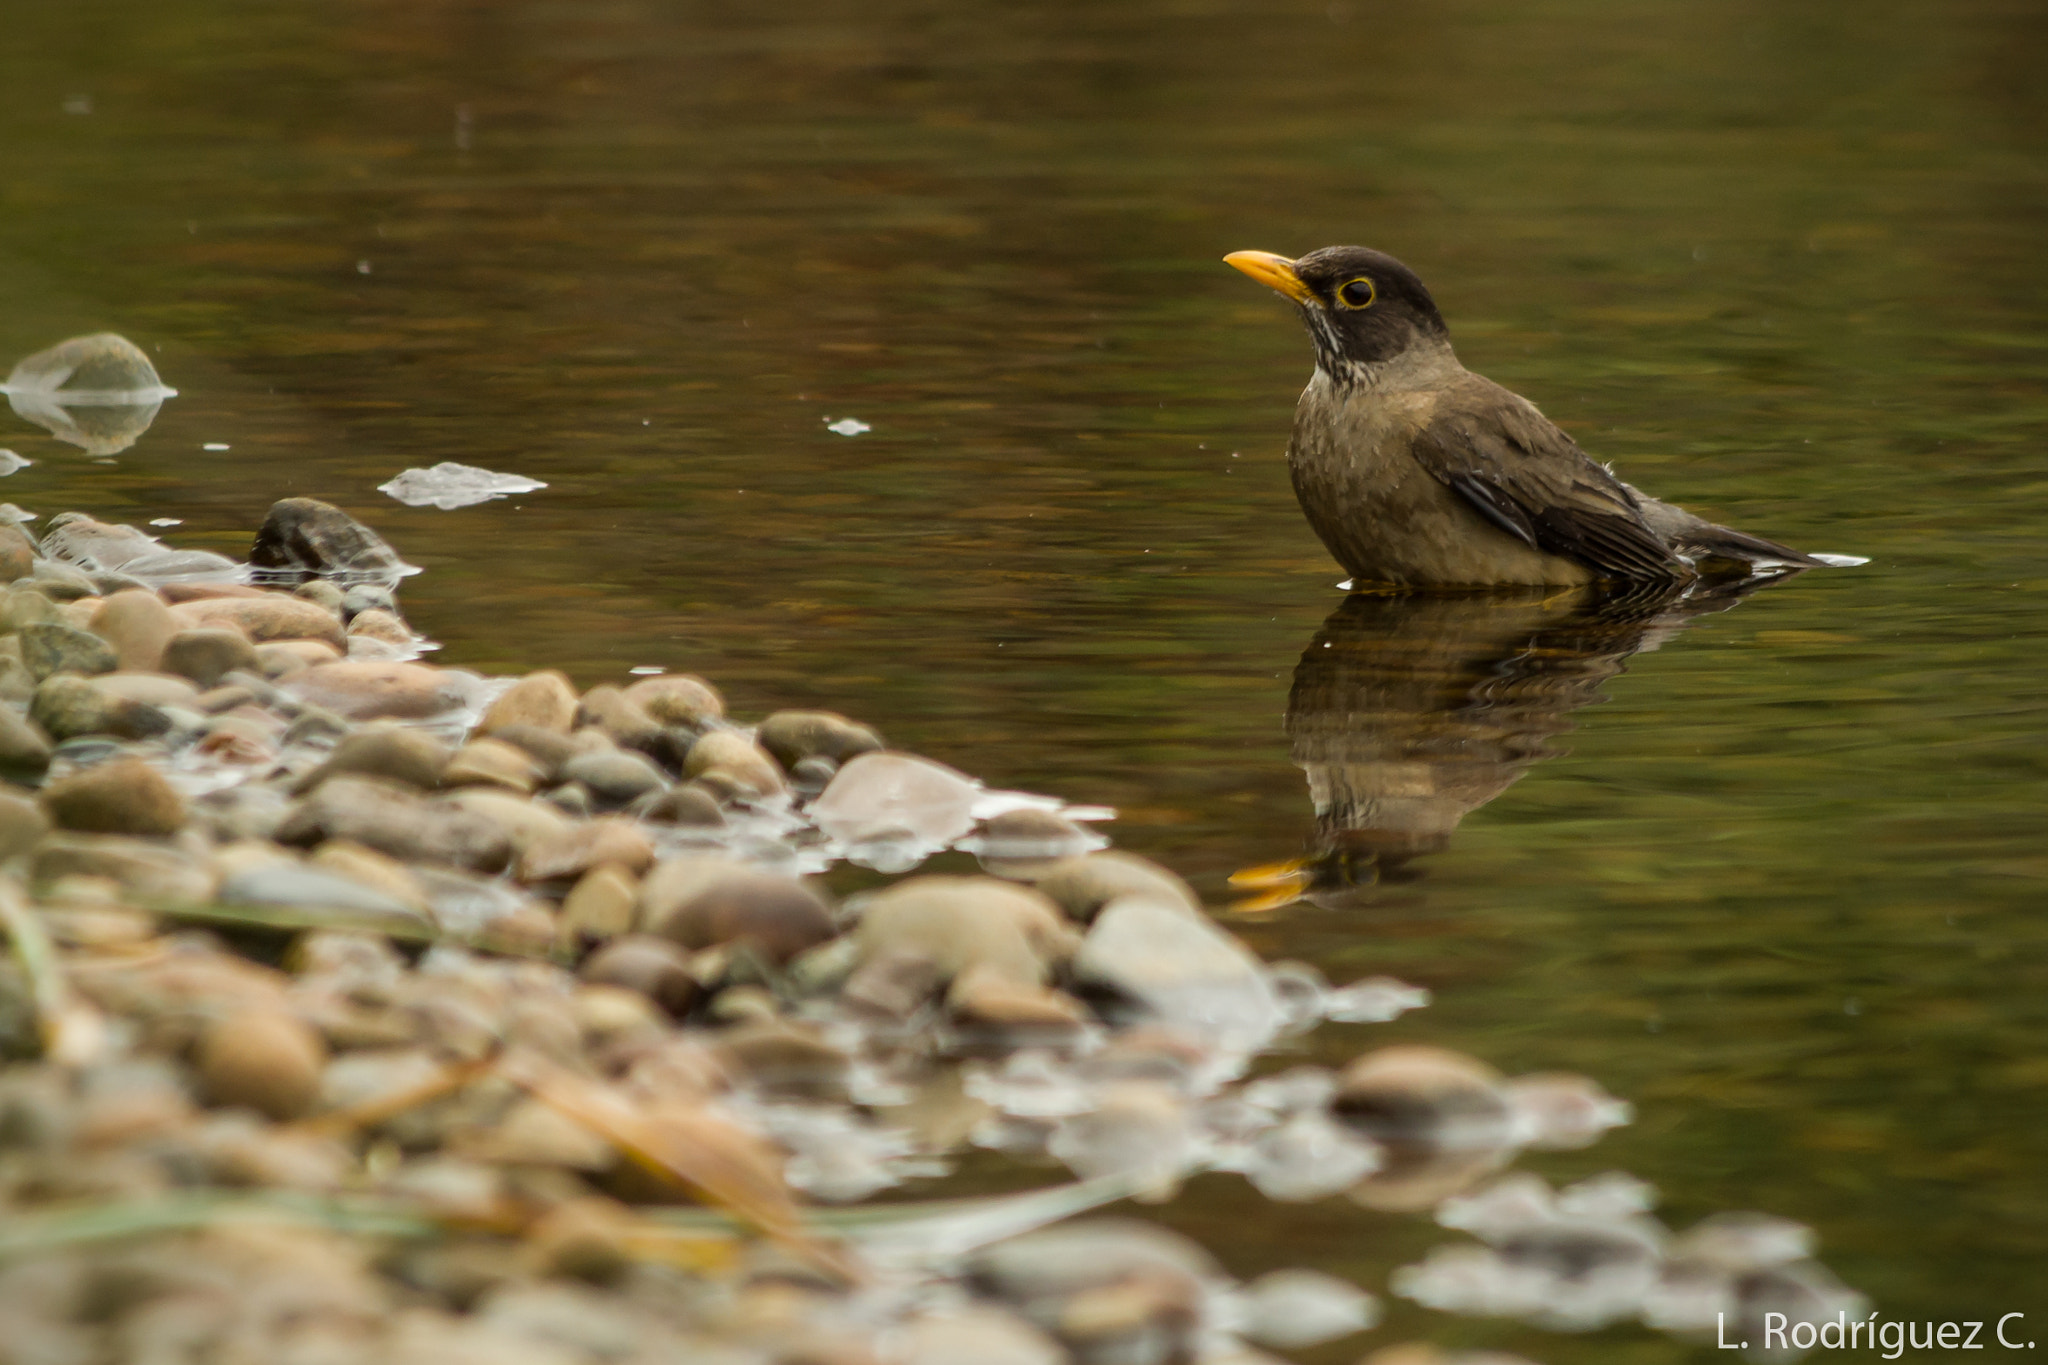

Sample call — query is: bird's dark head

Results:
[1225,245,1450,377]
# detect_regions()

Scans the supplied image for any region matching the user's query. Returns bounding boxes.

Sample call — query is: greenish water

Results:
[2,0,2044,1356]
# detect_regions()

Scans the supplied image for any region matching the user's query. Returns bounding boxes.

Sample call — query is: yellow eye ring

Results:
[1335,276,1377,309]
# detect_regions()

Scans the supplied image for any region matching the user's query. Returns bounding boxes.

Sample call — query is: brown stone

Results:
[169,594,346,648]
[575,685,663,749]
[195,1008,329,1120]
[479,670,579,735]
[284,661,471,721]
[558,864,641,946]
[39,756,187,835]
[578,935,700,1019]
[642,857,836,964]
[161,627,262,688]
[517,816,656,884]
[684,729,786,798]
[621,673,724,727]
[88,589,176,672]
[441,737,544,793]
[293,723,452,794]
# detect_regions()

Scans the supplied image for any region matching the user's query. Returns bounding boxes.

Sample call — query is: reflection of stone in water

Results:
[1259,582,1766,909]
[2,333,178,456]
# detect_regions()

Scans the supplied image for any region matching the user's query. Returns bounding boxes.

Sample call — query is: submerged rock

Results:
[249,498,413,583]
[2,333,176,455]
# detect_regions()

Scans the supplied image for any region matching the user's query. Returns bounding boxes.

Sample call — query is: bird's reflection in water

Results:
[1237,579,1779,910]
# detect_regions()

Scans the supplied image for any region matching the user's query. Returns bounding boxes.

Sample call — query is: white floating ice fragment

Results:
[148,518,182,528]
[203,442,230,451]
[825,416,871,436]
[378,461,548,510]
[628,665,665,676]
[1808,552,1869,567]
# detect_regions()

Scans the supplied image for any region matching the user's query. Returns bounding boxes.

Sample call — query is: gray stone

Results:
[757,710,884,770]
[276,776,511,873]
[19,622,118,680]
[293,580,347,612]
[161,628,262,688]
[248,498,411,582]
[219,861,428,925]
[32,832,217,904]
[38,756,187,836]
[29,673,170,741]
[0,588,60,633]
[27,559,100,601]
[1074,898,1283,1051]
[633,785,726,828]
[291,723,452,794]
[0,523,32,584]
[559,749,668,809]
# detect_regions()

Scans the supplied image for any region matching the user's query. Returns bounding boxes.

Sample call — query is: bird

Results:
[1224,245,1862,588]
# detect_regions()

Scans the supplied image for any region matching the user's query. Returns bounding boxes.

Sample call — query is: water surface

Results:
[2,0,2044,1355]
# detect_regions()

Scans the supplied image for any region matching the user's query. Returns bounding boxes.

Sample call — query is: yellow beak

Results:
[1224,250,1314,304]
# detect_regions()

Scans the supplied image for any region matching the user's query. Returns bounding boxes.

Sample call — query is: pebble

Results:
[516,816,655,884]
[641,856,836,964]
[285,661,473,721]
[217,859,423,921]
[578,935,700,1019]
[308,839,432,915]
[294,580,347,613]
[29,559,101,601]
[478,670,579,734]
[195,1008,329,1120]
[34,832,217,902]
[557,864,640,946]
[87,589,176,672]
[346,607,413,647]
[683,729,786,799]
[558,748,669,809]
[487,723,597,782]
[1031,850,1203,921]
[634,784,726,828]
[294,723,453,793]
[621,673,724,727]
[30,673,170,742]
[0,587,61,632]
[19,621,118,679]
[574,685,664,750]
[0,705,52,778]
[0,522,31,583]
[168,595,347,649]
[442,737,544,793]
[161,627,262,688]
[276,776,512,874]
[855,875,1076,993]
[1073,897,1282,1050]
[88,671,201,711]
[810,751,978,850]
[0,786,51,859]
[439,788,574,856]
[1332,1046,1513,1156]
[248,497,412,580]
[38,756,188,836]
[756,709,884,770]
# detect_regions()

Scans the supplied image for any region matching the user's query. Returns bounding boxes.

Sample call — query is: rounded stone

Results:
[88,671,201,711]
[0,522,33,584]
[293,580,347,612]
[0,786,51,859]
[346,607,413,647]
[439,787,575,856]
[87,589,176,673]
[558,863,641,947]
[854,877,1076,995]
[196,1008,330,1121]
[0,587,61,632]
[634,785,726,828]
[168,594,347,648]
[621,673,724,728]
[559,749,669,809]
[574,685,664,750]
[487,723,601,782]
[757,710,884,771]
[0,706,52,779]
[30,674,170,742]
[283,661,472,721]
[248,497,411,580]
[479,671,579,735]
[161,628,263,688]
[517,816,656,884]
[20,621,118,679]
[578,935,700,1019]
[275,775,512,873]
[683,729,786,798]
[1031,851,1203,922]
[293,723,453,794]
[39,755,188,835]
[1332,1046,1512,1156]
[642,857,836,964]
[442,737,544,793]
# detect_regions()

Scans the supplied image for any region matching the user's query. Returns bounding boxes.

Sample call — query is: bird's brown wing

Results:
[1410,378,1687,580]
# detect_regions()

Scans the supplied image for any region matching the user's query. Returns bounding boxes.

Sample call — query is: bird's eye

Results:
[1336,277,1377,309]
